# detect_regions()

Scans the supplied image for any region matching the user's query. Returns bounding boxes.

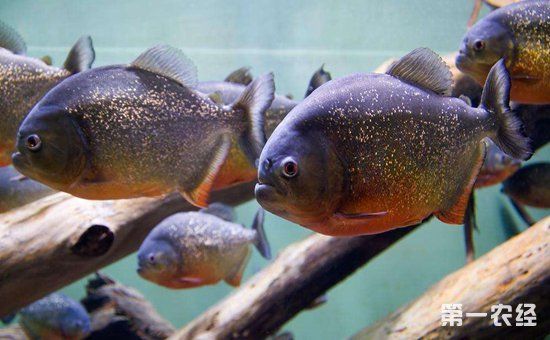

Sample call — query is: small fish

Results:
[512,103,550,151]
[0,21,95,166]
[304,64,332,98]
[456,0,550,104]
[475,139,521,188]
[0,166,55,213]
[255,48,531,236]
[12,45,274,207]
[137,204,271,288]
[19,293,91,340]
[502,162,550,208]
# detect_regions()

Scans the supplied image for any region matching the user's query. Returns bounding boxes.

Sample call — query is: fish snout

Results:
[258,158,274,184]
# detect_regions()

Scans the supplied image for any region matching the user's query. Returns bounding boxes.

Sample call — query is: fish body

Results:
[137,204,270,288]
[502,162,550,208]
[456,0,550,104]
[19,293,91,340]
[197,80,298,139]
[0,21,95,166]
[255,48,531,236]
[12,46,274,207]
[0,166,55,213]
[475,139,520,188]
[513,103,550,151]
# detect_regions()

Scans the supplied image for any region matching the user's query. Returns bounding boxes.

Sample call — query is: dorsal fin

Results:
[0,21,26,54]
[386,47,452,96]
[200,203,235,222]
[224,67,253,85]
[131,45,198,88]
[64,36,95,74]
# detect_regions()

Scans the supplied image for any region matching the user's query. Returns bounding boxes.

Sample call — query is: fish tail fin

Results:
[231,73,275,160]
[64,36,95,74]
[251,208,271,260]
[481,59,531,160]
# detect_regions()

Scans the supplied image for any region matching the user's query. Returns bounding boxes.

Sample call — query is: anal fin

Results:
[436,142,486,224]
[180,134,232,208]
[224,250,251,287]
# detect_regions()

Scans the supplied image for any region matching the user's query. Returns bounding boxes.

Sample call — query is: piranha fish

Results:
[512,103,550,151]
[12,45,275,207]
[304,65,332,98]
[0,166,55,213]
[475,139,521,188]
[137,203,271,288]
[255,48,531,236]
[19,293,91,340]
[502,162,550,208]
[456,0,550,104]
[0,21,95,166]
[502,162,550,225]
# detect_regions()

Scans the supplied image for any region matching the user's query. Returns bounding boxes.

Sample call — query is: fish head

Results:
[255,125,345,226]
[58,306,91,340]
[456,19,514,82]
[137,237,181,286]
[12,103,88,190]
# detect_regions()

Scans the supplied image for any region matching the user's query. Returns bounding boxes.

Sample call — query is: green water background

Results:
[1,0,549,338]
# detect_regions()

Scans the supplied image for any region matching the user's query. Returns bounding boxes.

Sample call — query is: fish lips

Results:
[254,182,289,217]
[11,151,30,174]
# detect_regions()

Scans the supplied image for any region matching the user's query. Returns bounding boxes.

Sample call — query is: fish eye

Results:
[473,39,485,51]
[25,134,42,152]
[281,158,298,178]
[148,254,156,264]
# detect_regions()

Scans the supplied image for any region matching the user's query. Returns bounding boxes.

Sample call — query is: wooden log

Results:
[82,273,175,340]
[0,182,255,318]
[353,216,550,340]
[169,226,415,339]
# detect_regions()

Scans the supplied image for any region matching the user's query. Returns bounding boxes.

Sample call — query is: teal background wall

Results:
[1,0,548,339]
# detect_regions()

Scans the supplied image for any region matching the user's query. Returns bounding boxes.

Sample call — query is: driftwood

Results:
[169,226,415,339]
[353,216,550,339]
[82,273,175,340]
[0,181,255,318]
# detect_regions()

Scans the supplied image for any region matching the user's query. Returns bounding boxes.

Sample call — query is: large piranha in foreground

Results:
[255,48,531,236]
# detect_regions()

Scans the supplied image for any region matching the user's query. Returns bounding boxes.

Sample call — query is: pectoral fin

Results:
[180,134,232,208]
[177,276,203,285]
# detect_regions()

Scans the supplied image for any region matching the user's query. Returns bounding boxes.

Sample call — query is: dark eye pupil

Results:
[25,134,41,151]
[474,40,484,50]
[284,162,297,176]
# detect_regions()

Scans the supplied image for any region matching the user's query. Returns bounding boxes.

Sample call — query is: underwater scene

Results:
[0,0,548,339]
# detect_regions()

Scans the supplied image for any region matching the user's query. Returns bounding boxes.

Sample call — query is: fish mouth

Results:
[11,152,30,173]
[455,52,471,70]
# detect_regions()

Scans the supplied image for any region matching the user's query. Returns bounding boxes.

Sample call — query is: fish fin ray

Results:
[224,66,253,85]
[0,20,26,54]
[436,142,486,224]
[199,203,235,222]
[481,59,531,160]
[180,134,232,208]
[224,250,250,287]
[231,73,275,159]
[131,45,198,88]
[251,208,271,259]
[64,36,95,74]
[386,47,452,96]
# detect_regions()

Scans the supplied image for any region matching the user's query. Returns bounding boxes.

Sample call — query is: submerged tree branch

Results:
[170,226,415,339]
[353,216,550,339]
[0,182,255,318]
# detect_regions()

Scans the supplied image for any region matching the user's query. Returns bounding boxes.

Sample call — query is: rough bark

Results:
[169,226,415,339]
[353,216,550,340]
[0,182,255,318]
